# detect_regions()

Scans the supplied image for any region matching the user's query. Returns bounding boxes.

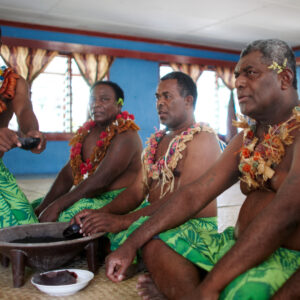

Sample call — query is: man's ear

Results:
[279,69,294,90]
[184,95,194,107]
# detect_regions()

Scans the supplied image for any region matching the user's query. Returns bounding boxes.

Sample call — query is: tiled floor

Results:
[16,175,245,232]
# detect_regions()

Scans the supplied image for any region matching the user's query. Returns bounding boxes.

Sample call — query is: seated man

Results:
[105,39,300,300]
[73,72,221,271]
[34,80,142,222]
[0,27,46,228]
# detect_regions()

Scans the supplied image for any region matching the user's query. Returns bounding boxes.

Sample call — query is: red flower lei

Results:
[234,106,300,189]
[70,111,139,185]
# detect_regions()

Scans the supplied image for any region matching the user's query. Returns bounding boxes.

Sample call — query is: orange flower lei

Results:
[69,111,139,185]
[233,106,300,189]
[0,66,19,113]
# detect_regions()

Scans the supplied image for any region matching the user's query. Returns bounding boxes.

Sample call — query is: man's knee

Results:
[142,239,166,266]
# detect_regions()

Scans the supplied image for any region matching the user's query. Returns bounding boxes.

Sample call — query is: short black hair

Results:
[241,39,297,89]
[160,71,197,108]
[90,80,124,102]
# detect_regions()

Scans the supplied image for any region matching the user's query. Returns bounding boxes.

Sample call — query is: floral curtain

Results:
[169,63,206,83]
[73,53,114,87]
[0,45,58,87]
[215,66,237,143]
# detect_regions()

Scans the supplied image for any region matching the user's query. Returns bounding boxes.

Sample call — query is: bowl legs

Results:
[1,253,10,267]
[85,240,99,274]
[10,249,26,287]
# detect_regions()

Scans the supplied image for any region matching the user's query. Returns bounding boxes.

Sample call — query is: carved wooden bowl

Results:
[0,222,104,287]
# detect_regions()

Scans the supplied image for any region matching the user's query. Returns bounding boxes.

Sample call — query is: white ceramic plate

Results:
[31,269,94,297]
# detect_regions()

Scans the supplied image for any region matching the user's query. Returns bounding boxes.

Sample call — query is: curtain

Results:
[0,45,58,87]
[215,66,237,143]
[73,53,114,87]
[169,63,206,83]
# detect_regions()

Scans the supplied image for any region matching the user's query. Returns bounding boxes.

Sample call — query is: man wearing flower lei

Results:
[73,72,221,280]
[0,27,46,229]
[33,81,142,223]
[104,40,300,300]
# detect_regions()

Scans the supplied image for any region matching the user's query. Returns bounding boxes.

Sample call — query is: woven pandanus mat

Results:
[0,256,141,300]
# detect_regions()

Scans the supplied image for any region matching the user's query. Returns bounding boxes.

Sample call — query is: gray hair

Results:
[241,39,297,89]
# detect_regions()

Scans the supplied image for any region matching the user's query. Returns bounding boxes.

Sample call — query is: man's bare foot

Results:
[137,273,167,300]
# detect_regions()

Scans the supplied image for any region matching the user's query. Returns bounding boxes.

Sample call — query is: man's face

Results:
[155,79,190,129]
[234,51,280,119]
[89,84,120,125]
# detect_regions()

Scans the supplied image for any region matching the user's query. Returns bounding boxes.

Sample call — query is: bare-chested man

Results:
[105,39,300,300]
[34,80,142,223]
[73,72,221,272]
[0,27,46,228]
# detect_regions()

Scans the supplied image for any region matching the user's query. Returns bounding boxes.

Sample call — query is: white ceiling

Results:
[0,0,299,51]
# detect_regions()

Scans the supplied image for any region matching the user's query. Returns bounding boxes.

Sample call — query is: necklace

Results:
[142,123,215,198]
[234,106,300,189]
[70,111,139,185]
[0,66,19,113]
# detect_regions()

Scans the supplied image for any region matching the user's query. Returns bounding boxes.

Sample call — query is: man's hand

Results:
[0,128,21,152]
[72,209,129,235]
[105,242,136,282]
[34,204,46,217]
[26,130,46,154]
[38,201,61,222]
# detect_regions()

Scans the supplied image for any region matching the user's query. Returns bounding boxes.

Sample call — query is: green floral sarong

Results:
[162,225,300,300]
[108,200,151,251]
[32,188,125,222]
[108,209,217,253]
[0,159,38,228]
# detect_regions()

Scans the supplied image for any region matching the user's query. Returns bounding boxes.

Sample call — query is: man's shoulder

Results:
[109,127,142,150]
[190,124,218,144]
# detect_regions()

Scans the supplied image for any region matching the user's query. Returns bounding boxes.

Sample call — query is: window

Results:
[160,65,239,135]
[31,55,90,133]
[0,55,91,134]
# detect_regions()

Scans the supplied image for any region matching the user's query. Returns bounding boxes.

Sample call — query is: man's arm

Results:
[35,162,74,216]
[12,77,46,153]
[105,132,242,281]
[39,131,141,222]
[190,136,300,298]
[73,169,147,234]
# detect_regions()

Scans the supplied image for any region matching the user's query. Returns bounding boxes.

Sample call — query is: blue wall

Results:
[3,25,240,62]
[110,57,159,143]
[297,66,300,96]
[3,141,70,174]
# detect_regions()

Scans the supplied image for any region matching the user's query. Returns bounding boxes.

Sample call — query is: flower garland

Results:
[142,123,215,198]
[0,66,19,113]
[233,106,300,190]
[70,111,139,185]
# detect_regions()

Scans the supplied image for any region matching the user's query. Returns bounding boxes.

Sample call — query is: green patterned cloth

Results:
[108,200,152,251]
[0,159,38,228]
[32,188,125,222]
[108,210,217,258]
[161,225,300,300]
